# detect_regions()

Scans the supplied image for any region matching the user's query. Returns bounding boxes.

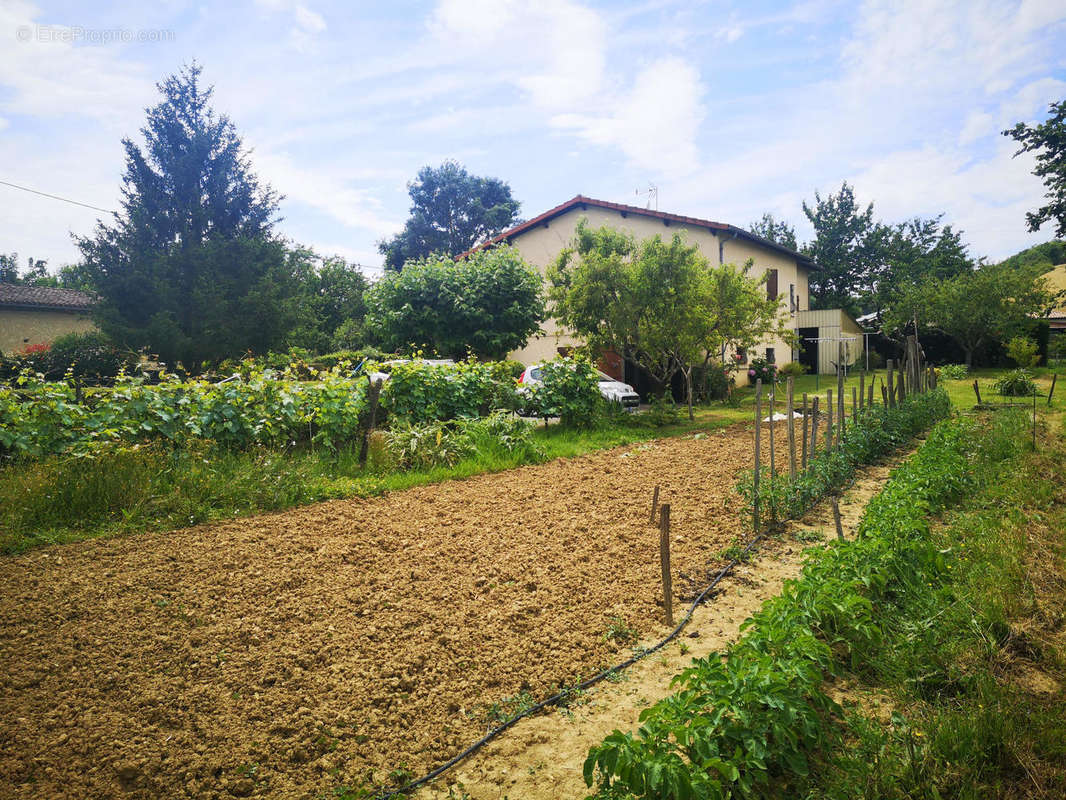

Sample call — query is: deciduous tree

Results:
[1004,99,1066,237]
[378,161,521,270]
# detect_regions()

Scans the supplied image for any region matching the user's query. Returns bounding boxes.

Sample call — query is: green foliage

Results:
[998,239,1066,271]
[74,63,303,366]
[380,359,519,424]
[938,363,968,380]
[366,246,546,360]
[287,254,369,354]
[737,390,951,524]
[1004,99,1066,237]
[748,213,798,250]
[885,260,1057,367]
[585,409,1025,800]
[993,369,1037,397]
[0,331,134,383]
[549,220,790,415]
[527,356,604,427]
[1006,335,1040,368]
[776,361,806,378]
[378,160,521,270]
[384,412,541,470]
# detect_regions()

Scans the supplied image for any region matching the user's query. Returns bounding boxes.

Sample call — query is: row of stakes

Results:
[646,351,939,626]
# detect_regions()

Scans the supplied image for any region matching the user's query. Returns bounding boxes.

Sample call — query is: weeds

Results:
[604,617,640,646]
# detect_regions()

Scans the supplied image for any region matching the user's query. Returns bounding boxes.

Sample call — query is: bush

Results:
[938,363,969,380]
[381,359,518,424]
[527,356,603,427]
[746,356,776,384]
[1006,336,1040,369]
[702,363,733,401]
[862,349,885,370]
[777,361,806,378]
[993,368,1037,397]
[330,317,366,352]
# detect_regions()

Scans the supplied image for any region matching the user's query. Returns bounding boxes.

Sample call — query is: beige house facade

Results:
[0,284,96,355]
[471,195,819,383]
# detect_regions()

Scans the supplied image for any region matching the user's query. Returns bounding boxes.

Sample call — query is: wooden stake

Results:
[358,377,383,467]
[837,363,845,445]
[809,395,820,461]
[649,485,660,524]
[825,389,834,451]
[881,380,888,406]
[753,379,762,533]
[859,371,866,411]
[852,387,858,426]
[887,360,895,408]
[832,499,844,540]
[973,379,982,406]
[787,377,797,481]
[801,392,809,470]
[769,383,777,523]
[869,375,875,408]
[659,504,674,626]
[1049,373,1058,407]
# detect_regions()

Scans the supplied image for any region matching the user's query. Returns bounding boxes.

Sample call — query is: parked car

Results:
[365,358,456,383]
[517,363,641,410]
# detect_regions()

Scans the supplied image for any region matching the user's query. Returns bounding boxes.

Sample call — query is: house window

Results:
[765,347,776,364]
[735,347,748,365]
[766,269,779,301]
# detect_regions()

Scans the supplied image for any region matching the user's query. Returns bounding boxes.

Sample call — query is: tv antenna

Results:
[635,183,658,210]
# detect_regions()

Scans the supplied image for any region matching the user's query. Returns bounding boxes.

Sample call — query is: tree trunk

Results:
[684,369,694,421]
[964,347,974,369]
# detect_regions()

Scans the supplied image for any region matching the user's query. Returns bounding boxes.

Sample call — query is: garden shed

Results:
[0,284,96,355]
[793,308,864,375]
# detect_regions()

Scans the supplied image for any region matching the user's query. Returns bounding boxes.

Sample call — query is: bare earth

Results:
[0,424,784,800]
[421,456,908,800]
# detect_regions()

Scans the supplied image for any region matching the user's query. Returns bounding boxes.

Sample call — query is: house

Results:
[469,195,858,381]
[0,284,96,356]
[1043,265,1066,334]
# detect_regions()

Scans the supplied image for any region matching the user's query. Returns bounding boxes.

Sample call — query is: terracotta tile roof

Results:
[463,194,817,268]
[0,283,95,311]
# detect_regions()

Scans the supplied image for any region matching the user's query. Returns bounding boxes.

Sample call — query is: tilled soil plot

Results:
[0,424,774,799]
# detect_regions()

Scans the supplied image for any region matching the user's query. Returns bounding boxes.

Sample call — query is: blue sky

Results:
[1,0,1065,277]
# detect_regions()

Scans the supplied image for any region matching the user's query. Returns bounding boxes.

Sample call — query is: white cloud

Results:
[254,0,328,51]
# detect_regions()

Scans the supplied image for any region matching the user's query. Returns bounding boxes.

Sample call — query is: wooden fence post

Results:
[859,371,866,411]
[659,504,674,626]
[852,387,858,426]
[973,380,982,406]
[837,361,845,445]
[869,375,875,408]
[809,395,820,462]
[769,383,777,523]
[787,377,797,481]
[825,389,834,451]
[649,485,660,524]
[1048,373,1057,407]
[801,392,809,470]
[358,378,383,467]
[753,379,762,533]
[887,360,895,409]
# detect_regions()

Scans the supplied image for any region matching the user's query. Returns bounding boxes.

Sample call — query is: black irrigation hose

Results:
[374,529,771,799]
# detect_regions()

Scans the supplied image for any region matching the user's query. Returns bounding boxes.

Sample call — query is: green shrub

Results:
[993,368,1037,397]
[637,394,680,427]
[862,349,885,370]
[701,363,733,401]
[939,363,969,380]
[528,356,604,427]
[381,359,518,424]
[777,360,806,378]
[746,356,776,384]
[1006,336,1040,369]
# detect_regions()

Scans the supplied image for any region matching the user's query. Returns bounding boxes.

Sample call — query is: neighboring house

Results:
[0,284,96,355]
[1043,265,1066,333]
[468,194,856,381]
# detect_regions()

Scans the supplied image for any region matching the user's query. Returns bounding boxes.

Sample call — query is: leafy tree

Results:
[749,213,798,250]
[1004,99,1066,237]
[885,262,1058,368]
[0,253,17,283]
[75,63,286,365]
[870,216,973,313]
[801,182,885,316]
[287,252,369,353]
[365,245,545,359]
[378,161,520,270]
[549,220,790,419]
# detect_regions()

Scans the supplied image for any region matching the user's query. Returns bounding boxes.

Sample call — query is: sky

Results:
[1,0,1065,278]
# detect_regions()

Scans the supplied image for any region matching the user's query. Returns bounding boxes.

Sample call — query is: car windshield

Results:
[530,367,543,381]
[596,370,615,382]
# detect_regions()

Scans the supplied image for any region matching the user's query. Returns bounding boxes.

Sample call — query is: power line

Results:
[0,179,115,214]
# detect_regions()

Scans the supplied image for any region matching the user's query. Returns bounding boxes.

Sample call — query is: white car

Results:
[518,363,641,411]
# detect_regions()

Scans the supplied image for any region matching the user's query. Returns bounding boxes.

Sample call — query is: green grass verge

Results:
[583,406,1054,800]
[0,411,733,554]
